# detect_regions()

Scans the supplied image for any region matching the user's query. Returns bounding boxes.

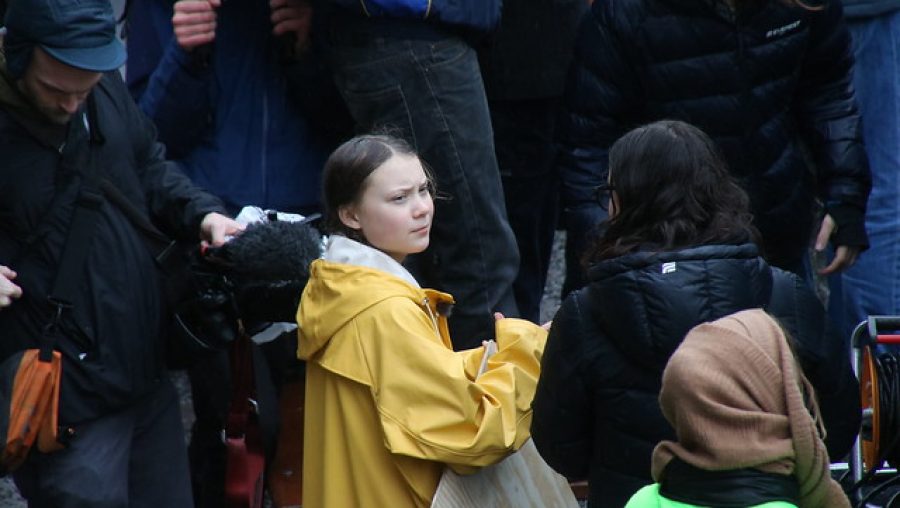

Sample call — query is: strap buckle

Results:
[45,298,72,331]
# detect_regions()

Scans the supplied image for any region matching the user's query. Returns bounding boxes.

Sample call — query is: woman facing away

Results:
[296,134,547,507]
[557,0,871,291]
[531,120,860,507]
[625,309,850,508]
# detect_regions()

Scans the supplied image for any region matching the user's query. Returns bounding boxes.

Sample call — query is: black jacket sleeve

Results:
[106,73,226,239]
[768,268,861,460]
[794,0,871,249]
[125,0,215,159]
[531,291,594,479]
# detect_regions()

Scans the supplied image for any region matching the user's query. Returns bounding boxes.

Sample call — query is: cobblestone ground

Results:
[0,233,569,506]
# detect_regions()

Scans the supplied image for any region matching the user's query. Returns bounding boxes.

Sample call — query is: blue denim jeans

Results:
[833,12,900,336]
[329,31,520,348]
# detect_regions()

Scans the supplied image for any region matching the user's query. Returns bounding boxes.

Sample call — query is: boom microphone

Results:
[174,218,323,352]
[206,219,322,282]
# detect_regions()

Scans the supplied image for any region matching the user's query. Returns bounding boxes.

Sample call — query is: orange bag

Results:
[0,349,65,473]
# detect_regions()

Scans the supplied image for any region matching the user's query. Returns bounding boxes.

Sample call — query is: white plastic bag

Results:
[430,340,579,508]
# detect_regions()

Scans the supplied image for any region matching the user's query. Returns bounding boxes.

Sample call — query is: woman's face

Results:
[339,154,434,262]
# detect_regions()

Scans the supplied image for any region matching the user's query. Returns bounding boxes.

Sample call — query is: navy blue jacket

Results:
[126,0,331,212]
[531,243,860,508]
[559,0,871,267]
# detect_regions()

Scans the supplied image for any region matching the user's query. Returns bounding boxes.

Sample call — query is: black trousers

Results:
[490,97,561,323]
[14,378,193,508]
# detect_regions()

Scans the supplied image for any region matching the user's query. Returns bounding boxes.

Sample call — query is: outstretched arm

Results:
[356,301,548,469]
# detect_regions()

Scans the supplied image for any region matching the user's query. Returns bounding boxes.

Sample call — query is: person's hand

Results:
[200,212,245,247]
[814,214,860,275]
[269,0,313,56]
[172,0,221,51]
[0,265,23,309]
[493,312,505,321]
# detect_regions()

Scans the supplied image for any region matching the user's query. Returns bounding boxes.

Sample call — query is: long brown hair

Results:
[321,134,434,241]
[584,120,759,263]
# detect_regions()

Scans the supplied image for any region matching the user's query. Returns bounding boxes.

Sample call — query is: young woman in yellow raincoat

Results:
[296,134,547,508]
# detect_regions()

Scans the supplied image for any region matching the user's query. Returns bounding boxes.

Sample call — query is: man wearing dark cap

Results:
[0,0,242,505]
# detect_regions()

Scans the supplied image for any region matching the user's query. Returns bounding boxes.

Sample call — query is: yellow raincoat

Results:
[297,257,547,508]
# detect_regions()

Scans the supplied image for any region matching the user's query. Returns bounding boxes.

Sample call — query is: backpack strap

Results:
[96,178,182,274]
[40,95,107,361]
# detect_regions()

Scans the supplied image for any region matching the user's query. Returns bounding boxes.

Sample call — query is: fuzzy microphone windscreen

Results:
[212,220,322,282]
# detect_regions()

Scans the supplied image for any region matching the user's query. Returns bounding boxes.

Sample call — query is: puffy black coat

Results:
[0,71,226,424]
[531,244,860,508]
[558,0,871,268]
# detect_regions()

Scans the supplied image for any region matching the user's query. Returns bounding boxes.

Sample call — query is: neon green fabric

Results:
[624,484,799,508]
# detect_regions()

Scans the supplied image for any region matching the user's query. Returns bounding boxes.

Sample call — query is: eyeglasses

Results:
[593,183,615,211]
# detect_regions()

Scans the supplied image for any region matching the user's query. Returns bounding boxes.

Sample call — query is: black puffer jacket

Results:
[531,244,860,508]
[558,0,871,267]
[0,70,226,424]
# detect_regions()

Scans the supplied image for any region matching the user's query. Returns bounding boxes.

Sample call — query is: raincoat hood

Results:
[298,236,454,359]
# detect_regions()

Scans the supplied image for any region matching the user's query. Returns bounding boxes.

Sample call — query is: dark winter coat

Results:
[478,0,588,101]
[126,0,337,212]
[0,70,226,424]
[558,0,871,268]
[531,243,860,508]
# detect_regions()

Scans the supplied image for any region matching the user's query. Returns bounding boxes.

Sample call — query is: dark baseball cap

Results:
[4,0,125,74]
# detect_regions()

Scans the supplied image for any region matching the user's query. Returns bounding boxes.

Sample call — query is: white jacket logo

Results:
[766,20,801,38]
[662,262,677,274]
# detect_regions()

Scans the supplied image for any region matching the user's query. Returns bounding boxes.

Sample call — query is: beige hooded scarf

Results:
[652,309,850,508]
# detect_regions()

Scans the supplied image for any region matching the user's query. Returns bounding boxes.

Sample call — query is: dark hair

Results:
[585,120,759,262]
[321,134,427,239]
